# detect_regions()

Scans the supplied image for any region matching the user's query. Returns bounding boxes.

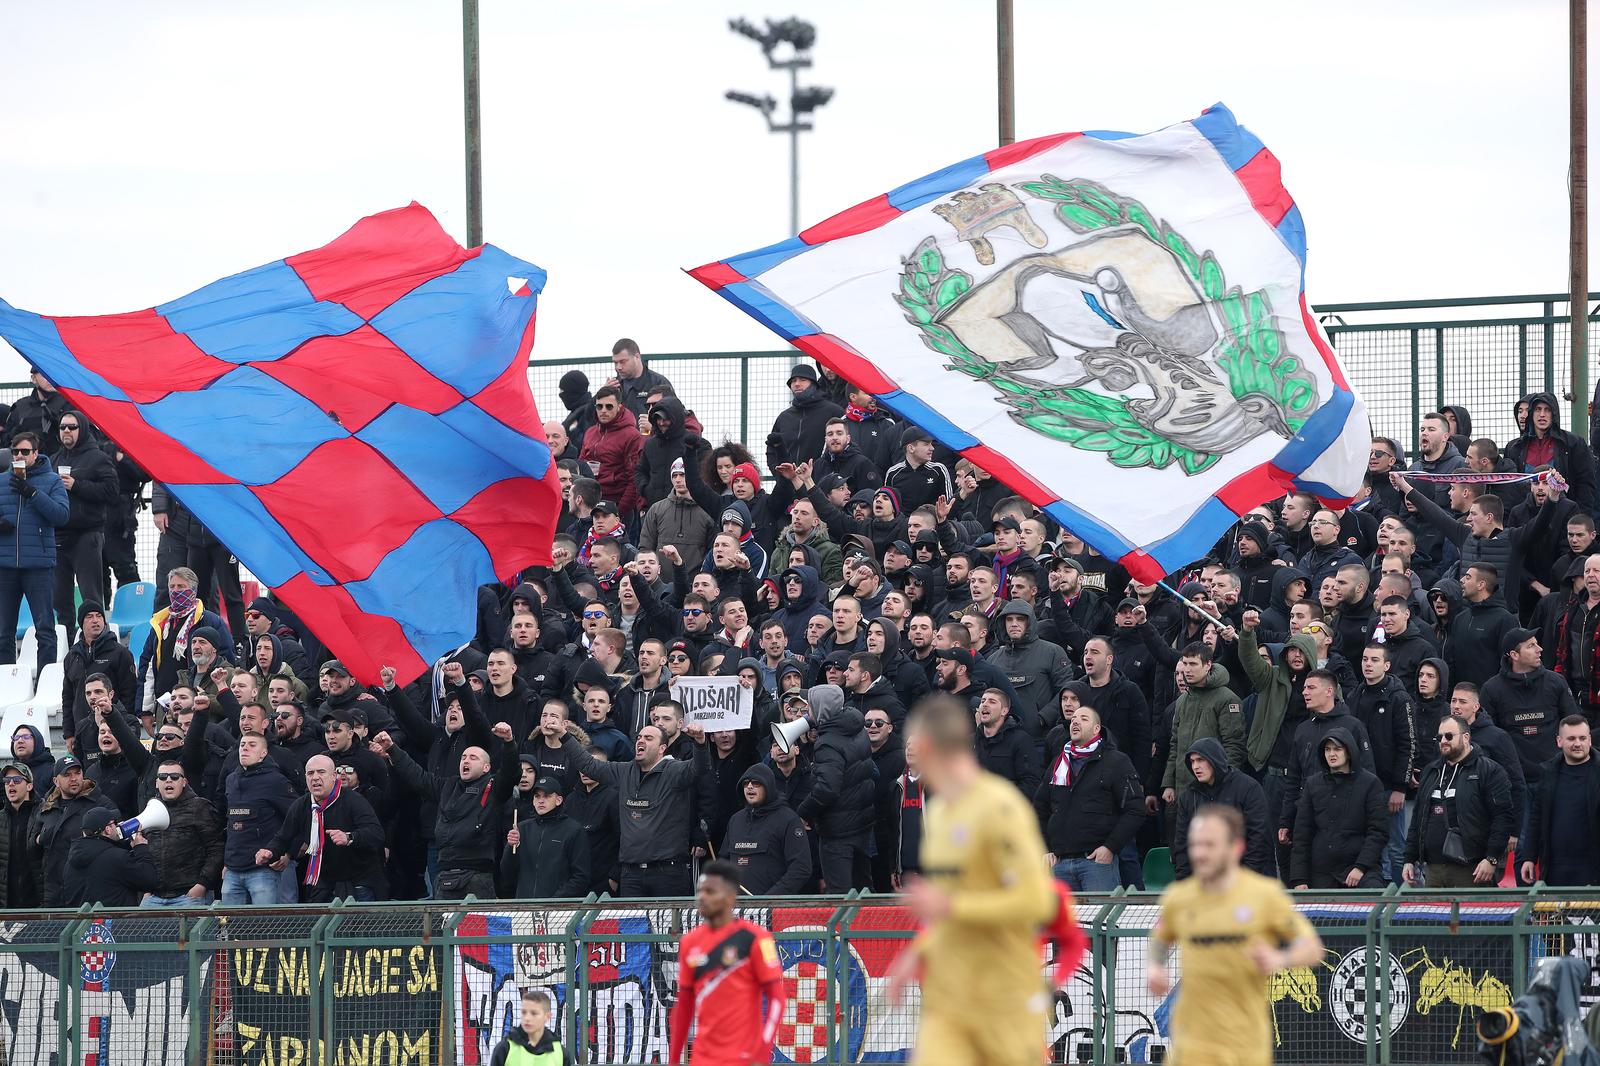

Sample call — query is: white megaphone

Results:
[115,799,169,840]
[771,716,813,755]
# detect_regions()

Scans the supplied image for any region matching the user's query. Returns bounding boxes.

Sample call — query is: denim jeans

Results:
[142,891,213,908]
[1382,802,1411,884]
[1053,855,1121,893]
[1118,839,1144,890]
[0,566,55,674]
[221,867,281,905]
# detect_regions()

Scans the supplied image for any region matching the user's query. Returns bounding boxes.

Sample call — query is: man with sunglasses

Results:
[139,759,223,907]
[0,431,68,675]
[580,386,644,519]
[1404,715,1515,887]
[47,413,117,644]
[0,760,40,907]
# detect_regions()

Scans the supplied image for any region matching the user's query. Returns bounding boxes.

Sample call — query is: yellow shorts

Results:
[912,1004,1046,1066]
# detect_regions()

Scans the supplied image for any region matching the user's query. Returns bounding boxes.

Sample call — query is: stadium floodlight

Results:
[725,15,834,235]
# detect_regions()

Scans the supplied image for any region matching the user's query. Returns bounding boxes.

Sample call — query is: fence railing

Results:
[4,887,1600,1065]
[526,293,1600,469]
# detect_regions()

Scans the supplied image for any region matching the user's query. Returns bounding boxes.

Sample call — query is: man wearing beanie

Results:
[766,363,843,473]
[61,600,137,748]
[885,425,953,514]
[1233,520,1279,612]
[1481,628,1579,807]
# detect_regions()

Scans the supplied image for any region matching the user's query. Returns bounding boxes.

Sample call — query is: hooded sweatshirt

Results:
[766,385,843,472]
[1506,391,1598,511]
[769,565,832,651]
[722,763,812,895]
[1287,726,1388,888]
[1173,737,1274,879]
[10,724,52,796]
[795,685,874,837]
[987,601,1076,738]
[635,396,694,507]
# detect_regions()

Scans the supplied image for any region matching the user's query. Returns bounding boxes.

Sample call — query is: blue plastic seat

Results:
[109,581,156,630]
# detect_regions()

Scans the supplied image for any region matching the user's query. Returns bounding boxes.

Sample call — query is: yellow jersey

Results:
[1152,868,1317,1066]
[915,770,1055,1012]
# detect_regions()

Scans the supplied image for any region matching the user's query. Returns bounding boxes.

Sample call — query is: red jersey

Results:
[668,917,786,1066]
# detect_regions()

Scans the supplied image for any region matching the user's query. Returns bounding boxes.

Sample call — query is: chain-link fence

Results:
[4,889,1600,1065]
[528,294,1600,481]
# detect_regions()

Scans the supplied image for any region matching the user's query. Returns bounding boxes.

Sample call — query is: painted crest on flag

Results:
[901,178,1317,475]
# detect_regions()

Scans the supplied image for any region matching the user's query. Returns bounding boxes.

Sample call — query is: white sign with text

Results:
[670,676,753,730]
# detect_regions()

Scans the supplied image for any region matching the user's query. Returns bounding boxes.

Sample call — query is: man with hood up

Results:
[634,396,698,507]
[988,600,1075,739]
[722,763,813,895]
[769,566,833,651]
[794,684,874,892]
[766,364,843,473]
[1278,669,1376,849]
[1505,392,1597,511]
[1288,729,1388,889]
[1173,737,1274,879]
[10,724,53,797]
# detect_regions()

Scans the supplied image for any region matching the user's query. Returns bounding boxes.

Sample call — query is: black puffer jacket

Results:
[1173,737,1274,879]
[61,629,138,742]
[51,431,119,532]
[143,788,225,897]
[390,741,518,873]
[975,715,1041,798]
[0,796,40,907]
[29,783,102,905]
[1405,746,1515,867]
[500,805,590,898]
[766,386,843,472]
[722,763,813,895]
[1480,663,1580,789]
[1280,705,1375,832]
[1288,727,1388,888]
[1032,730,1143,858]
[1347,673,1417,794]
[62,834,159,907]
[795,686,874,838]
[635,396,694,507]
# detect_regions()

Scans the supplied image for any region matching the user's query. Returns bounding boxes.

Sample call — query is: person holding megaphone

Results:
[61,805,158,907]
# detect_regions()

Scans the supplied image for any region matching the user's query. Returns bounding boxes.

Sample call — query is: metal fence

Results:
[5,888,1600,1065]
[527,293,1600,472]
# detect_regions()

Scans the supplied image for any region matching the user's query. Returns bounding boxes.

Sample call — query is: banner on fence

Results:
[231,940,442,1065]
[671,676,753,730]
[0,917,201,1066]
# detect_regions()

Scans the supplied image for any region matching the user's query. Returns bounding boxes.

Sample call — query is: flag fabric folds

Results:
[0,203,559,683]
[690,103,1368,582]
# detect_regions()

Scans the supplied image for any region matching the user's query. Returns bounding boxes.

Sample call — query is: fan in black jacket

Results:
[1288,727,1388,888]
[1172,737,1274,880]
[722,763,812,895]
[61,807,159,907]
[794,685,874,892]
[260,755,386,903]
[500,775,591,898]
[1032,706,1143,893]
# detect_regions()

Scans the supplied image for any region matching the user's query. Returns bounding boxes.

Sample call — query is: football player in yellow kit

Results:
[1148,804,1325,1066]
[886,694,1058,1066]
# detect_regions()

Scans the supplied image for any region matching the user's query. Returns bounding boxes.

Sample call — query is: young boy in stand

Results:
[490,989,571,1066]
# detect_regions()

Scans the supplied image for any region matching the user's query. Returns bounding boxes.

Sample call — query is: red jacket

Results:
[581,417,644,515]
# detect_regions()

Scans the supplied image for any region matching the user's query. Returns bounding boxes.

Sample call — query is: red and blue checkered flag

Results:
[0,204,560,684]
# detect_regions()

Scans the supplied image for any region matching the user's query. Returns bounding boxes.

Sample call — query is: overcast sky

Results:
[0,0,1589,379]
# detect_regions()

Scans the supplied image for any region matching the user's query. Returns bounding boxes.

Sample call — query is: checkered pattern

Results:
[777,961,830,1063]
[0,205,560,683]
[689,104,1366,584]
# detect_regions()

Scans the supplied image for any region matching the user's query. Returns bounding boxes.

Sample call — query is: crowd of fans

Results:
[3,343,1599,908]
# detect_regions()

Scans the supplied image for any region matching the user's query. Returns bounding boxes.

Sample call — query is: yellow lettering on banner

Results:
[384,948,401,995]
[277,948,302,996]
[279,1035,306,1066]
[406,945,438,994]
[237,1020,261,1056]
[403,1032,432,1062]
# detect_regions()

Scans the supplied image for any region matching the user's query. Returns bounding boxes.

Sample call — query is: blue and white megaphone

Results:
[114,798,169,840]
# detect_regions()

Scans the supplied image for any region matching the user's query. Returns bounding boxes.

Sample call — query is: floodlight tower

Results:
[726,17,834,235]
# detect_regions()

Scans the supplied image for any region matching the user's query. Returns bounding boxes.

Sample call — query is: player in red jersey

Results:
[669,859,787,1066]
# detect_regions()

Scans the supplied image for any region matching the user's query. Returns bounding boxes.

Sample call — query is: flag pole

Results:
[996,0,1015,147]
[1571,0,1589,438]
[1155,580,1226,631]
[463,0,484,247]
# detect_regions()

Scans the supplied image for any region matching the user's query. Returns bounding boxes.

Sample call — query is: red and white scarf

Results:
[580,521,627,564]
[1050,734,1102,787]
[305,778,343,886]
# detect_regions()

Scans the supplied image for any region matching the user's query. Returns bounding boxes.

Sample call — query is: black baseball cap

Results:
[532,775,566,796]
[935,647,976,669]
[592,500,620,516]
[54,754,83,775]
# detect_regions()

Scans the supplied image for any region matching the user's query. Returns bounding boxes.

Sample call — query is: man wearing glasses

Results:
[0,760,40,907]
[1404,715,1515,887]
[48,414,117,644]
[579,386,644,519]
[0,431,68,676]
[1366,437,1406,516]
[1296,510,1362,592]
[139,760,223,907]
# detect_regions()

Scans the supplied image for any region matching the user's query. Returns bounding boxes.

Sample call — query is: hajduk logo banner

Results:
[690,104,1369,583]
[671,675,754,730]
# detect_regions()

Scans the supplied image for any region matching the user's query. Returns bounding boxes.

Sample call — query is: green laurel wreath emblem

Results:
[895,178,1318,475]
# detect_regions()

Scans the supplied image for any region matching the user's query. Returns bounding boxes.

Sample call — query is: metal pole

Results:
[790,64,800,235]
[997,0,1015,146]
[1571,0,1589,437]
[463,0,484,247]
